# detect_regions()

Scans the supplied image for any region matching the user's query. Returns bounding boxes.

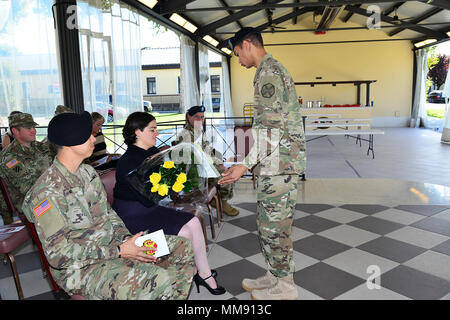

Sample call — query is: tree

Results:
[428,54,449,90]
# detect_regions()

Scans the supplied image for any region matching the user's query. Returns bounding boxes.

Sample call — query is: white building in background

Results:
[141,47,223,113]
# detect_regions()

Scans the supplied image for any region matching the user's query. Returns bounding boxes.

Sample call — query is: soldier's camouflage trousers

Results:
[256,174,298,278]
[68,235,194,300]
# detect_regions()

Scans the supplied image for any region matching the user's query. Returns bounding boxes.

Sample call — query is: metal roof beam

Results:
[196,0,285,37]
[177,1,418,12]
[344,5,448,39]
[383,2,405,16]
[217,7,316,47]
[218,0,244,29]
[419,0,450,11]
[389,7,444,36]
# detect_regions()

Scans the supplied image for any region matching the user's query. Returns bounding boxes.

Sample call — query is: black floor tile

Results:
[431,239,450,256]
[394,205,449,216]
[293,235,351,260]
[216,233,261,258]
[339,204,390,215]
[234,202,257,213]
[295,204,335,214]
[357,237,426,263]
[0,251,42,279]
[381,265,450,300]
[227,215,258,232]
[294,262,364,299]
[411,217,450,237]
[293,215,340,234]
[348,216,404,235]
[213,260,266,296]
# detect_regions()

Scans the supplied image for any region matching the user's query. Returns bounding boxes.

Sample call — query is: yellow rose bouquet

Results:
[126,143,219,206]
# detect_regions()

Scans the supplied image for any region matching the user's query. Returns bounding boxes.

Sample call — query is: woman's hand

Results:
[119,232,157,263]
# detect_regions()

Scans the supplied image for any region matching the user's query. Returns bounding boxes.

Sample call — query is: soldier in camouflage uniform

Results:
[0,113,53,225]
[172,106,239,216]
[22,111,195,300]
[219,28,306,300]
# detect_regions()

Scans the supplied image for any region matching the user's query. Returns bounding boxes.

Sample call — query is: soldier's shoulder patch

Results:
[261,83,275,98]
[33,198,53,218]
[6,158,18,169]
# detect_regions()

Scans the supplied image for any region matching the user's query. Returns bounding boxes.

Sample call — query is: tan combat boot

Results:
[221,200,239,216]
[210,198,240,216]
[242,271,278,292]
[250,275,298,300]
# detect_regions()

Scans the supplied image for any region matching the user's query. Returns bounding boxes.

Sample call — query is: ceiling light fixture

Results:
[203,35,219,47]
[169,13,198,33]
[414,39,437,48]
[221,47,232,55]
[138,0,158,9]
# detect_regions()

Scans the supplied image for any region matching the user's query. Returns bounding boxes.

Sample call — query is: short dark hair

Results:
[230,27,263,49]
[91,112,105,123]
[122,112,156,146]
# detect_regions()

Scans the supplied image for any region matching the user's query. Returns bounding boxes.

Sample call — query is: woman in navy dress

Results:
[113,111,224,295]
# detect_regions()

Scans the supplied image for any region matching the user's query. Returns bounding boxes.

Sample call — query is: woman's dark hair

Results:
[123,112,156,146]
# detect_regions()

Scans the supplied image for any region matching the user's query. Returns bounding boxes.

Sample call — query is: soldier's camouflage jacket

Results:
[22,159,132,291]
[0,139,53,211]
[243,53,306,176]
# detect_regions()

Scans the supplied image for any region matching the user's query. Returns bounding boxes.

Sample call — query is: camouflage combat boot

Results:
[250,275,298,300]
[210,198,239,216]
[221,200,239,216]
[242,271,277,292]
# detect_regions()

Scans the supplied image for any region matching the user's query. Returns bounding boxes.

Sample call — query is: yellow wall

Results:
[142,69,180,95]
[230,19,414,126]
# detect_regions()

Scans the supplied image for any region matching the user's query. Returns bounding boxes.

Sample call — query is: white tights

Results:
[178,217,217,289]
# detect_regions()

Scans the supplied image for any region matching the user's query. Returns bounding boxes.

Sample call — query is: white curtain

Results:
[0,0,62,128]
[198,44,212,112]
[410,49,427,128]
[221,55,234,120]
[77,0,142,124]
[179,34,199,113]
[441,67,450,144]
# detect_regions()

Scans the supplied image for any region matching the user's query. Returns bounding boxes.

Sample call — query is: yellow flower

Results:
[176,172,187,184]
[151,184,160,193]
[172,181,184,193]
[149,172,161,185]
[158,184,169,196]
[163,161,175,169]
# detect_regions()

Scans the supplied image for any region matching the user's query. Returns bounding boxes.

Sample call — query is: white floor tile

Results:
[404,251,450,282]
[372,208,426,225]
[385,226,449,249]
[318,225,380,247]
[315,207,366,224]
[334,283,411,300]
[323,248,399,280]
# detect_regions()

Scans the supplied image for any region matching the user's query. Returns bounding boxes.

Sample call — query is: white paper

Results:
[91,155,109,167]
[134,229,170,258]
[0,225,25,235]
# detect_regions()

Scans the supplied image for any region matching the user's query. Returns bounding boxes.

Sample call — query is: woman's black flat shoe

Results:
[193,272,226,295]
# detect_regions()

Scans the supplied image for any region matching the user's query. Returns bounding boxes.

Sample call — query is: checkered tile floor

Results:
[1,203,450,300]
[189,202,450,300]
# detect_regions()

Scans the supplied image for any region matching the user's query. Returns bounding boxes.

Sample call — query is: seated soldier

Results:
[172,106,239,216]
[22,111,195,300]
[0,112,53,225]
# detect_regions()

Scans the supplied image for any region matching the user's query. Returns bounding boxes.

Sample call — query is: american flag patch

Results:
[33,199,53,218]
[6,159,18,169]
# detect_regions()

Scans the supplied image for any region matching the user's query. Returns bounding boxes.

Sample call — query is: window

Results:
[211,75,220,93]
[147,77,156,94]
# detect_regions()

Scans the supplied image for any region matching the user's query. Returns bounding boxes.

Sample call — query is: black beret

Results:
[187,105,205,116]
[48,111,93,146]
[229,27,260,49]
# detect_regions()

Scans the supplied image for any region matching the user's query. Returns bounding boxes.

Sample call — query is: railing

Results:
[1,116,255,161]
